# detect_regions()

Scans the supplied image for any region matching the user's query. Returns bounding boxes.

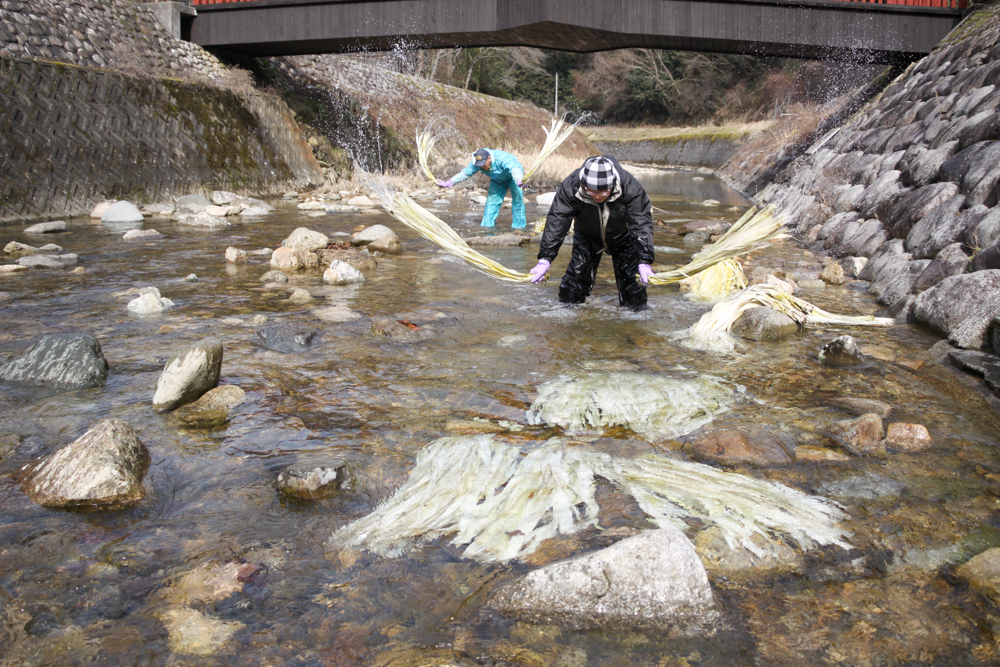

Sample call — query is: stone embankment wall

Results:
[720,2,1000,368]
[584,125,769,168]
[0,0,323,224]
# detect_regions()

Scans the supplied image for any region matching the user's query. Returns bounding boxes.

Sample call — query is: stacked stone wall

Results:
[720,2,1000,360]
[587,137,743,168]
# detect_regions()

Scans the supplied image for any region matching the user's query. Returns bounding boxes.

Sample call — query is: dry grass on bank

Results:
[722,103,826,180]
[580,121,773,143]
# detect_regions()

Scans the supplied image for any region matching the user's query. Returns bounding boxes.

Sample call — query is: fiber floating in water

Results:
[330,435,851,564]
[680,257,747,302]
[526,372,732,441]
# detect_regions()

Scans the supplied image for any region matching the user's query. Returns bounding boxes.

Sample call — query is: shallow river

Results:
[1,172,999,666]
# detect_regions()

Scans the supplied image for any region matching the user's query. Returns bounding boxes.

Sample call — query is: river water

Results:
[1,171,999,665]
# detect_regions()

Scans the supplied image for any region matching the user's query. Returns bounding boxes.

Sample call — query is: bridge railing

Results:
[191,0,967,7]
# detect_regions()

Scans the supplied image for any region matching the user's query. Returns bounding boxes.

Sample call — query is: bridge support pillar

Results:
[147,2,197,41]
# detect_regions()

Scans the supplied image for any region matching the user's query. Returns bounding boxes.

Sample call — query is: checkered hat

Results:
[580,157,617,192]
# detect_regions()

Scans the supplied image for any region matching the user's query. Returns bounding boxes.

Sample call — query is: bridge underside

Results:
[189,0,961,63]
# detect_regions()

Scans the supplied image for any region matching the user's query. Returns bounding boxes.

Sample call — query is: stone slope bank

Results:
[721,2,1000,364]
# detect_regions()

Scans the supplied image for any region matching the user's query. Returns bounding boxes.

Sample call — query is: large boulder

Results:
[914,271,1000,348]
[24,221,68,234]
[152,337,224,412]
[905,194,966,259]
[969,206,1000,248]
[323,260,365,284]
[828,413,885,457]
[962,141,1000,208]
[270,247,318,272]
[914,243,971,293]
[876,259,930,307]
[23,419,150,508]
[489,527,718,633]
[885,181,960,238]
[174,194,213,214]
[101,201,144,224]
[0,334,108,390]
[858,239,907,282]
[818,335,865,367]
[282,228,330,252]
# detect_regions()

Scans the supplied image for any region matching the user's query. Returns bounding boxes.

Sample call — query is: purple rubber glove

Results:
[437,179,454,188]
[529,259,551,284]
[638,263,655,285]
[515,180,523,189]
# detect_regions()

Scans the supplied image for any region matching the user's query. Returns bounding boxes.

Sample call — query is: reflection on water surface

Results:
[0,172,999,665]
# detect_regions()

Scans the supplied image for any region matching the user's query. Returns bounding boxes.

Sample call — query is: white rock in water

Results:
[248,248,273,256]
[283,227,329,251]
[239,205,270,217]
[270,247,317,271]
[0,264,28,274]
[225,247,247,264]
[127,292,175,315]
[90,200,116,218]
[184,274,198,282]
[177,212,230,228]
[38,244,63,252]
[102,201,145,223]
[323,260,364,284]
[24,418,150,508]
[123,229,162,240]
[535,192,556,206]
[471,196,487,205]
[432,199,450,206]
[325,204,359,213]
[701,199,720,207]
[143,203,174,216]
[288,288,313,303]
[16,255,69,269]
[312,305,361,322]
[159,607,244,657]
[205,205,234,217]
[351,224,394,245]
[297,200,328,210]
[348,195,375,207]
[490,527,718,633]
[152,336,223,412]
[24,221,68,233]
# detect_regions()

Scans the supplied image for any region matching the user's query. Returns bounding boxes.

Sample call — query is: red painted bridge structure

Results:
[185,0,968,62]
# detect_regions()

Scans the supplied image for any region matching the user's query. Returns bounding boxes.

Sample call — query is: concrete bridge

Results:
[186,0,966,64]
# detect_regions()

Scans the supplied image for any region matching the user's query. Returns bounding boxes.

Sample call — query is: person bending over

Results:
[438,148,527,229]
[528,155,655,311]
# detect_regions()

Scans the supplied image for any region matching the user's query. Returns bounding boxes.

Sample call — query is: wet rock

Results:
[240,205,271,217]
[829,413,885,457]
[0,334,108,390]
[4,241,39,257]
[276,461,348,499]
[225,247,247,264]
[693,525,800,575]
[685,429,792,466]
[270,247,318,272]
[158,607,243,657]
[793,446,852,462]
[955,548,1000,601]
[152,336,223,412]
[127,291,174,315]
[858,239,906,282]
[172,385,245,428]
[297,200,327,211]
[885,423,931,452]
[174,194,213,214]
[678,219,731,235]
[368,232,402,255]
[820,262,845,285]
[730,306,799,341]
[313,306,362,323]
[259,270,287,283]
[16,255,72,269]
[828,396,892,418]
[24,221,67,234]
[122,229,161,241]
[323,260,364,284]
[184,274,198,282]
[914,271,1000,348]
[252,324,319,353]
[948,348,1000,377]
[371,318,415,338]
[143,203,174,216]
[101,201,144,224]
[819,336,865,367]
[683,231,710,246]
[24,419,149,508]
[463,234,530,247]
[316,248,378,272]
[282,227,329,252]
[0,265,27,274]
[287,288,313,304]
[490,527,718,633]
[177,211,230,228]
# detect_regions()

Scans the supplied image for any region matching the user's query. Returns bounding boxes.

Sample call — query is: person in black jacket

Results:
[528,156,655,311]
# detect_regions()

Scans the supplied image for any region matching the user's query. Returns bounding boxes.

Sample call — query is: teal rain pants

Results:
[482,178,526,229]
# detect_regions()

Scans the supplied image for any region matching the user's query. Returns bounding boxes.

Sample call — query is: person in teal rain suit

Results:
[437,148,527,229]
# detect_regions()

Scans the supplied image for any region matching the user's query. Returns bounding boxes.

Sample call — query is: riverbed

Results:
[1,171,999,665]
